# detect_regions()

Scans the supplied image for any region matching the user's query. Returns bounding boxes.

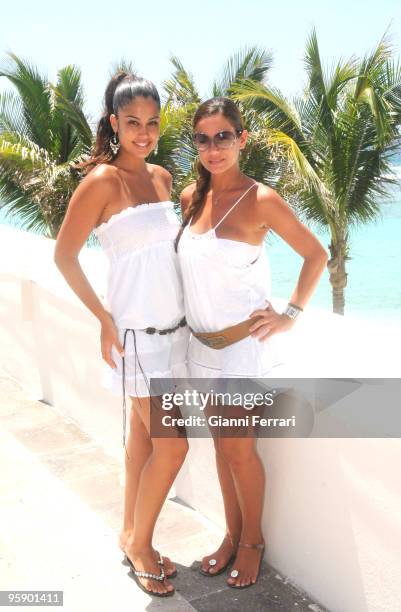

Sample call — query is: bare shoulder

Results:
[55,164,121,257]
[63,163,120,225]
[150,163,172,181]
[148,163,172,190]
[180,182,197,212]
[253,181,328,261]
[254,183,284,206]
[80,163,120,197]
[253,182,291,220]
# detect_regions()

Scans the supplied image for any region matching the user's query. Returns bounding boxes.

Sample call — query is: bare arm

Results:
[262,187,328,310]
[54,167,113,323]
[161,167,173,197]
[250,187,328,340]
[179,183,197,218]
[54,166,124,366]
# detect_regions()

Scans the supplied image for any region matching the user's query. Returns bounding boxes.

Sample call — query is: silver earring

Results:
[153,141,159,156]
[110,132,120,155]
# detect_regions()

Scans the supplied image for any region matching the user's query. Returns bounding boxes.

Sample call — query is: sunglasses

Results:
[193,129,243,151]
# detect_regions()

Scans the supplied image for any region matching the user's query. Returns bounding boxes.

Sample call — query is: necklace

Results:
[210,175,248,206]
[211,192,224,206]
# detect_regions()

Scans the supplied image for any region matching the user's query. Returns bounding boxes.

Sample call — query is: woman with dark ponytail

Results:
[177,97,328,589]
[54,71,190,597]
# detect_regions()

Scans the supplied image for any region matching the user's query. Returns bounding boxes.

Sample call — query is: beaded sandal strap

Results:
[134,567,165,582]
[156,551,164,566]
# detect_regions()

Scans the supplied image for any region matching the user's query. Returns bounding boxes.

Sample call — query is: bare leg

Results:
[220,437,265,588]
[201,439,243,574]
[119,403,152,549]
[118,398,176,577]
[125,396,188,595]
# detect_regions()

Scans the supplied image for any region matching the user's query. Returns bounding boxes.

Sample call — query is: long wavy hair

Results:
[78,71,161,173]
[174,97,244,251]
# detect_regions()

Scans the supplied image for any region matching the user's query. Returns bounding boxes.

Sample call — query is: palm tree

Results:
[0,53,92,238]
[231,29,401,314]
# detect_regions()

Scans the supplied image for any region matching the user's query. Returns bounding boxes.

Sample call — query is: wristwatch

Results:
[283,302,303,320]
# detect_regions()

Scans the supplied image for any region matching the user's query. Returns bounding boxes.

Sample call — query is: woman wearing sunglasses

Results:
[54,72,190,597]
[175,97,328,589]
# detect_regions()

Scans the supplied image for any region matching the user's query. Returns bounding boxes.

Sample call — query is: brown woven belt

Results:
[190,314,264,350]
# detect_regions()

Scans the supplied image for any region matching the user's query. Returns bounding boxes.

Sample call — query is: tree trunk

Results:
[327,237,348,315]
[43,212,58,239]
[40,200,60,239]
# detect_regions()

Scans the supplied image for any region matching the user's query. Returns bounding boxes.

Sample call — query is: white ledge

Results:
[1,225,401,612]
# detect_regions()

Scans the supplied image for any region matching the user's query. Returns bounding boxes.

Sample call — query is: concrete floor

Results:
[0,371,328,612]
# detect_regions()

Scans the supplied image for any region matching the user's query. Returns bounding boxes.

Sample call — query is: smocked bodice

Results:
[93,201,185,329]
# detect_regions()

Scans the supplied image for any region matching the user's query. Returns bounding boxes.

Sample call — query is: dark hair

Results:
[79,71,161,173]
[174,97,244,251]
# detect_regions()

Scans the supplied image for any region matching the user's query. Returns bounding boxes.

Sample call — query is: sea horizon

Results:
[1,181,400,326]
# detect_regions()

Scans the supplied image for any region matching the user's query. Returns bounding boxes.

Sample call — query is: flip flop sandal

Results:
[154,550,178,578]
[125,553,175,597]
[200,552,236,576]
[123,550,177,578]
[200,534,238,577]
[227,540,265,589]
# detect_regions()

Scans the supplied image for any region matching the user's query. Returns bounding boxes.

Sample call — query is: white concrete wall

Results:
[1,225,401,612]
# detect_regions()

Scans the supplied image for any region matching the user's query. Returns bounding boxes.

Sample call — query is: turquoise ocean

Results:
[1,186,400,326]
[267,193,401,325]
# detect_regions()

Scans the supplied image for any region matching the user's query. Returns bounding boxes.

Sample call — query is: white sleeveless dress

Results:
[178,183,283,378]
[93,201,189,444]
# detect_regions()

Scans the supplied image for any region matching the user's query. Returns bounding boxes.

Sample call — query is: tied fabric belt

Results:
[121,316,187,457]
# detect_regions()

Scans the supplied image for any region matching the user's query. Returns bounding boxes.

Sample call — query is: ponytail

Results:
[77,71,128,173]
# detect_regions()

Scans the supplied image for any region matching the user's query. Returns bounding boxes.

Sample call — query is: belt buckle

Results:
[198,335,226,349]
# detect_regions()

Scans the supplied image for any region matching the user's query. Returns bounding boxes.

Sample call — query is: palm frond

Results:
[325,59,358,109]
[163,56,200,106]
[109,59,137,76]
[303,28,328,103]
[0,52,53,150]
[0,91,27,136]
[231,80,301,135]
[268,129,325,195]
[212,46,273,96]
[51,86,93,158]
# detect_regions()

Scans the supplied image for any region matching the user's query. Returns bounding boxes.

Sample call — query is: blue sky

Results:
[1,0,401,122]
